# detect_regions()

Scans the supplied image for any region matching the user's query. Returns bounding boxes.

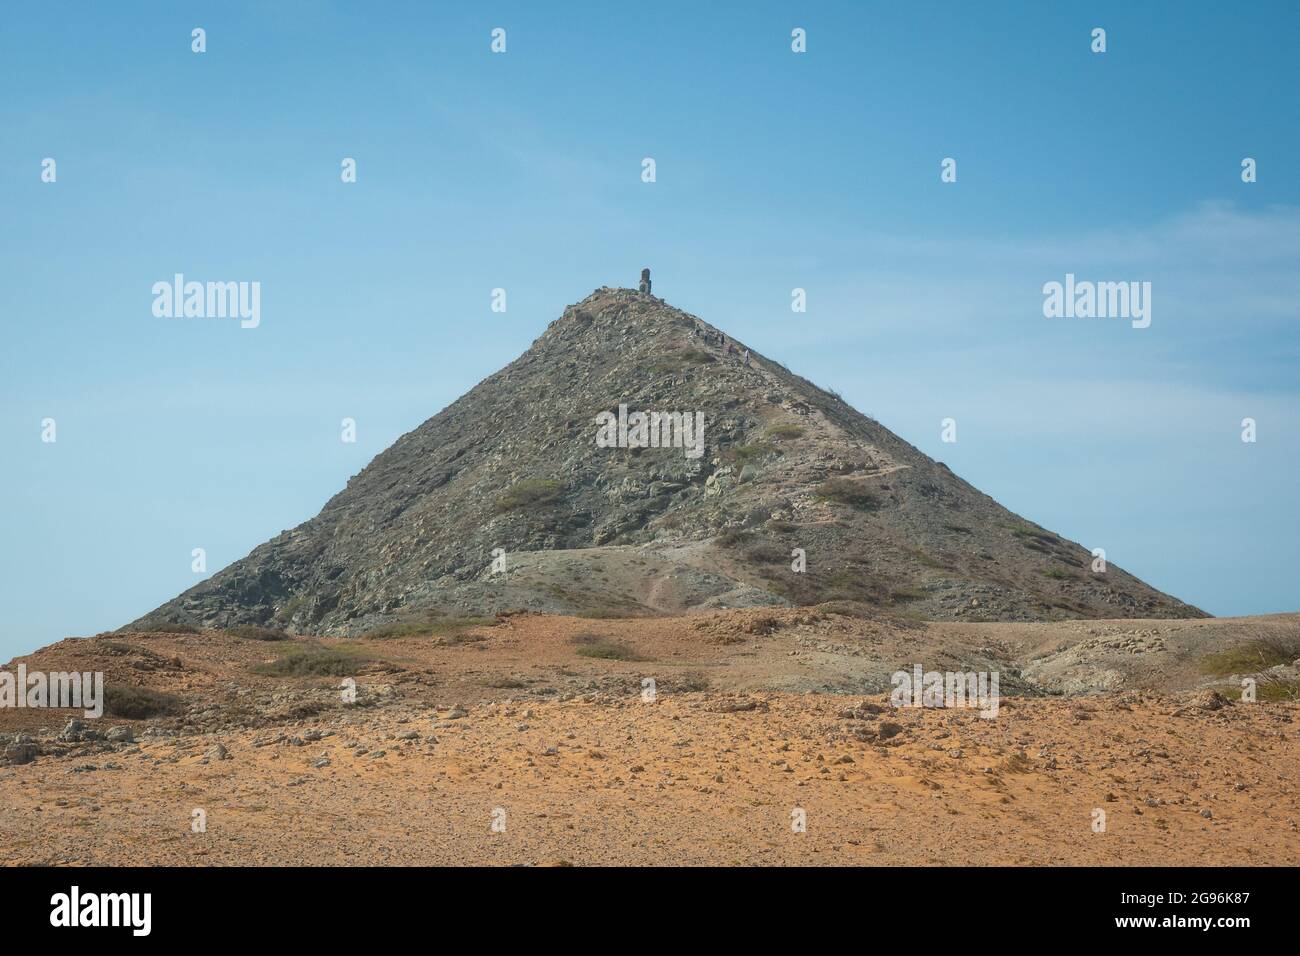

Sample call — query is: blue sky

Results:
[2,1,1297,657]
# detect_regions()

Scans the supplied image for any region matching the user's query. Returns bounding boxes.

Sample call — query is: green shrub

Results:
[252,644,371,677]
[1200,638,1300,677]
[228,625,289,641]
[909,548,951,570]
[1221,678,1300,702]
[815,478,881,512]
[496,478,564,513]
[1011,525,1059,545]
[362,615,493,641]
[715,529,753,548]
[744,541,788,564]
[442,631,488,646]
[1038,567,1073,581]
[725,442,776,464]
[104,685,186,719]
[1255,679,1299,701]
[649,348,715,374]
[570,633,646,661]
[276,595,305,621]
[822,569,878,601]
[762,423,805,440]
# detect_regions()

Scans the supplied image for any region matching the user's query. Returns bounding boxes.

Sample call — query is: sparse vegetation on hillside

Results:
[252,643,372,677]
[1010,524,1059,546]
[276,595,305,622]
[496,478,564,513]
[648,347,715,375]
[743,540,788,564]
[228,625,289,641]
[1222,678,1300,702]
[714,529,753,548]
[815,477,881,512]
[762,423,804,440]
[570,633,646,661]
[442,631,488,646]
[362,615,492,641]
[1199,637,1300,677]
[104,685,186,719]
[723,442,776,464]
[908,548,952,571]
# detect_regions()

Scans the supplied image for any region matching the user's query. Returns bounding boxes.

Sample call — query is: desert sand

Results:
[2,607,1296,866]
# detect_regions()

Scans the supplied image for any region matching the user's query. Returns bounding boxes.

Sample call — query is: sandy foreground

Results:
[1,608,1297,866]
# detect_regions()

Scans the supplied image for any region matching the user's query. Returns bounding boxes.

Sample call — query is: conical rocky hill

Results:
[129,286,1205,634]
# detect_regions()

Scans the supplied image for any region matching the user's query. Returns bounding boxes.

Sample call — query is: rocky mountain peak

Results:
[128,286,1204,635]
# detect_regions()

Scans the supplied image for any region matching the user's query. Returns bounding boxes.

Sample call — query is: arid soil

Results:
[2,608,1297,866]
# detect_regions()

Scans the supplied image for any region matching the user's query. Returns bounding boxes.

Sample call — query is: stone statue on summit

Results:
[639,268,652,295]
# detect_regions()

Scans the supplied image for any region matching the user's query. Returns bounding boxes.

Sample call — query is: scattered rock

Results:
[877,722,904,741]
[1194,691,1230,711]
[4,737,38,765]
